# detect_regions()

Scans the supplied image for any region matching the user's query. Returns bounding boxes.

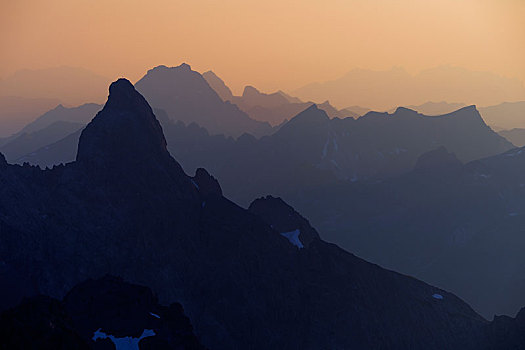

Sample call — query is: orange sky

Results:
[1,0,524,94]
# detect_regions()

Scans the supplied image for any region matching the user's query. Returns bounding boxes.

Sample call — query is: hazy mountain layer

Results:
[135,64,272,137]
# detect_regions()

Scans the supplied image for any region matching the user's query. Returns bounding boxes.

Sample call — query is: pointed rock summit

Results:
[275,104,330,138]
[76,78,170,168]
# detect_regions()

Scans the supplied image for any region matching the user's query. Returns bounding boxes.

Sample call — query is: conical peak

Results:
[76,78,169,167]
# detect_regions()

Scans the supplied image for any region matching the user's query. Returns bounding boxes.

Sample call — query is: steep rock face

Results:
[0,78,520,350]
[192,168,222,197]
[77,79,168,165]
[135,64,271,137]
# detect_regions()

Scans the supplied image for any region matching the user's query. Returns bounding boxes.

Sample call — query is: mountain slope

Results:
[279,145,525,318]
[0,78,512,349]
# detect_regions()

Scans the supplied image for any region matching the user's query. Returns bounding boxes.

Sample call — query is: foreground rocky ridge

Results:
[0,276,206,349]
[0,78,522,349]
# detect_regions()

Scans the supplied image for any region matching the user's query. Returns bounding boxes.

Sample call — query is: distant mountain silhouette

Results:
[294,66,525,110]
[499,128,525,147]
[135,64,272,137]
[0,121,84,162]
[17,103,101,135]
[342,105,371,116]
[155,104,511,205]
[16,128,82,167]
[0,66,111,105]
[204,71,353,125]
[479,101,525,130]
[389,101,467,115]
[0,96,61,137]
[202,70,234,101]
[0,103,101,164]
[0,78,518,349]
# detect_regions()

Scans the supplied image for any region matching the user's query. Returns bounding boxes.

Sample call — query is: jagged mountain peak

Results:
[76,78,169,167]
[394,106,420,115]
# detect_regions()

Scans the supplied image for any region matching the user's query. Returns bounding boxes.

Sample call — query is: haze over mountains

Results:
[0,67,109,136]
[135,64,272,137]
[294,66,525,111]
[2,78,525,349]
[2,64,525,348]
[203,70,354,126]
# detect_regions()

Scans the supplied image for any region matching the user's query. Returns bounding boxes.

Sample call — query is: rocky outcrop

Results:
[0,276,206,350]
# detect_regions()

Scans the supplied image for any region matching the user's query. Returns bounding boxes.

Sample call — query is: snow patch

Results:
[432,294,443,300]
[506,149,525,157]
[93,329,155,350]
[280,229,304,249]
[191,179,199,189]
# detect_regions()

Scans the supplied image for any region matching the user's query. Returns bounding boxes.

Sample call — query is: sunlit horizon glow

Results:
[1,0,525,95]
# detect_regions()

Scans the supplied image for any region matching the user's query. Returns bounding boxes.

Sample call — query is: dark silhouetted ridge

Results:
[249,195,320,248]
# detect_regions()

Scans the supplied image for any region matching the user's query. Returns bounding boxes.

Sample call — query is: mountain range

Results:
[203,71,356,125]
[2,78,524,349]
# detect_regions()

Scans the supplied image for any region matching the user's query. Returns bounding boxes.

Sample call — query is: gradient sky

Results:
[1,0,524,94]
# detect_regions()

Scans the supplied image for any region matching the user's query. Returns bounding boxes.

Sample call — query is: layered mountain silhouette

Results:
[14,102,512,206]
[389,101,467,116]
[479,101,525,130]
[201,70,234,101]
[135,64,272,137]
[157,104,511,205]
[277,144,525,318]
[499,128,525,147]
[0,96,61,137]
[1,78,522,349]
[203,71,353,125]
[0,103,101,164]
